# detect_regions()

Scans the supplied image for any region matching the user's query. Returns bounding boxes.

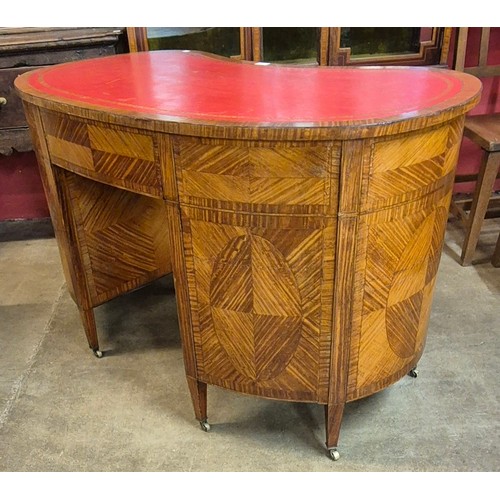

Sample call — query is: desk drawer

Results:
[0,67,42,154]
[1,67,42,128]
[41,111,162,197]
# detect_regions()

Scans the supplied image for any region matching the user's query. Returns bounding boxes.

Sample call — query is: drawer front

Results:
[173,135,340,215]
[0,66,43,128]
[41,111,162,197]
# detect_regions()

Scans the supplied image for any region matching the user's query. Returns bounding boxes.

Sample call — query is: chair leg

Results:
[460,151,500,266]
[492,231,500,268]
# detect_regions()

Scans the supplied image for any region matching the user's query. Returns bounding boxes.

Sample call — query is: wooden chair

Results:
[450,27,500,266]
[492,232,500,267]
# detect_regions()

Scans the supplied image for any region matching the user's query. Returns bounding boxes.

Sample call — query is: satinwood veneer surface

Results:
[16,51,481,457]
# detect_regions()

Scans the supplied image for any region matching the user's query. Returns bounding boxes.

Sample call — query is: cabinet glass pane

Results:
[340,28,421,58]
[146,27,240,57]
[262,27,320,64]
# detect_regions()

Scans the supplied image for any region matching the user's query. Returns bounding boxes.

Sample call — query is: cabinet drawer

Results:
[41,111,162,197]
[0,66,43,129]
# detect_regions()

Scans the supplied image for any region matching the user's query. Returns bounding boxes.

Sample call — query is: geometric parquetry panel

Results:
[62,171,171,305]
[210,233,302,381]
[173,136,340,213]
[174,137,341,402]
[355,196,450,391]
[183,213,333,402]
[351,119,465,396]
[363,125,454,211]
[42,111,161,196]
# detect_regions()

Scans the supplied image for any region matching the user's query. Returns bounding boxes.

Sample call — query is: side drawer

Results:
[41,110,162,197]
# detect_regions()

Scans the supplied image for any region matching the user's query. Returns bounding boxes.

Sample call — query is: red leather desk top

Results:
[20,51,480,125]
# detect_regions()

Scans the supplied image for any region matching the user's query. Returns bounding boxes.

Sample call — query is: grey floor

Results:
[0,218,499,472]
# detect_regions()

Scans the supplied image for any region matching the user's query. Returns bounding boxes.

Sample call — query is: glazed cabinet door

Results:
[127,27,243,58]
[246,27,450,66]
[127,27,450,67]
[251,27,327,65]
[329,27,450,66]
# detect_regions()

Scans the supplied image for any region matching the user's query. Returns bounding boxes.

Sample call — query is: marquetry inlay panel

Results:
[173,138,340,402]
[42,111,162,197]
[60,170,171,305]
[362,119,464,212]
[181,213,336,402]
[347,119,464,400]
[173,136,340,214]
[350,194,449,397]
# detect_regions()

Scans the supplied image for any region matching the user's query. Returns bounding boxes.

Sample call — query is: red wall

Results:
[1,27,499,221]
[0,152,49,220]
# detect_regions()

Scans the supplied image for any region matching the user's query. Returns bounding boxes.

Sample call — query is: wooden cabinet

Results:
[127,27,451,67]
[0,28,125,155]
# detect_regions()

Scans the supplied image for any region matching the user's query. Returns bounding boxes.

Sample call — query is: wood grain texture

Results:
[173,137,339,402]
[22,103,84,305]
[22,102,99,350]
[41,110,162,197]
[347,120,463,400]
[451,28,500,266]
[0,28,124,154]
[326,28,451,67]
[460,151,500,266]
[60,169,171,306]
[23,106,171,352]
[325,139,370,449]
[464,113,500,152]
[16,54,480,454]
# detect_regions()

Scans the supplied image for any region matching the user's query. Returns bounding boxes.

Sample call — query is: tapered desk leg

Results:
[187,377,209,431]
[78,307,102,357]
[23,103,102,358]
[325,403,345,461]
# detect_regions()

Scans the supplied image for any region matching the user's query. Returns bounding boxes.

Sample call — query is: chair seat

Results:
[464,113,500,152]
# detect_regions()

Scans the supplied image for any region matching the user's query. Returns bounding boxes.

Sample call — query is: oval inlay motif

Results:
[386,210,436,359]
[210,234,303,381]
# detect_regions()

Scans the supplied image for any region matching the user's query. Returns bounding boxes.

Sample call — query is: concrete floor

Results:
[0,218,499,472]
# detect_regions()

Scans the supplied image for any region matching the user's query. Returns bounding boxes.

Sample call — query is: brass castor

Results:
[199,420,211,432]
[408,367,418,378]
[328,448,340,461]
[93,349,103,358]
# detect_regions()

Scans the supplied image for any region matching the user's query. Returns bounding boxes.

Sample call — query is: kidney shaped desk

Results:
[15,51,481,459]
